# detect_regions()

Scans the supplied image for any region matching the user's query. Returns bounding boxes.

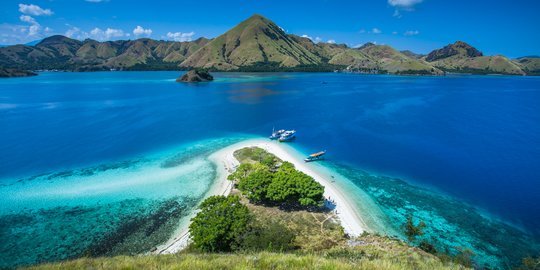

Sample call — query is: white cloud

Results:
[133,26,152,37]
[388,0,423,17]
[89,27,126,41]
[19,15,36,24]
[327,39,336,44]
[28,24,40,36]
[18,4,53,16]
[388,0,423,8]
[85,0,108,2]
[18,14,41,37]
[392,31,398,35]
[166,31,195,42]
[359,29,366,34]
[404,30,419,36]
[371,28,382,34]
[301,34,322,43]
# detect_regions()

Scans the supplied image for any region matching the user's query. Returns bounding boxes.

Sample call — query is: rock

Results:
[176,69,213,82]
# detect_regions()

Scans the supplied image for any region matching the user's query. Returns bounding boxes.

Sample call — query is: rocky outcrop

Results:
[176,69,214,82]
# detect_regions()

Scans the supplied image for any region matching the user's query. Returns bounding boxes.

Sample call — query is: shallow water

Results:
[1,72,539,268]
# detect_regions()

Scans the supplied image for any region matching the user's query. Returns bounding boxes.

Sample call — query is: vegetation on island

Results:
[0,15,536,75]
[228,148,324,208]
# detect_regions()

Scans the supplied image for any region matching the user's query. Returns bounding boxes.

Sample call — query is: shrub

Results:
[403,214,426,242]
[238,220,295,252]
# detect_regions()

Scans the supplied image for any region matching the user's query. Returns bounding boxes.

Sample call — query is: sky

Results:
[0,0,539,57]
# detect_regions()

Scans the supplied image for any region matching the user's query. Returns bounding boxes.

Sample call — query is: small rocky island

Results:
[176,69,213,82]
[0,67,37,78]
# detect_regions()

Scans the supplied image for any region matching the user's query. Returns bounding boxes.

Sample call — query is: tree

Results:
[266,162,324,207]
[237,165,273,203]
[189,195,251,252]
[403,214,426,242]
[228,163,254,181]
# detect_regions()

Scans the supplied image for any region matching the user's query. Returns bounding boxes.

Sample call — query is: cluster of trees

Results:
[228,161,325,208]
[188,195,295,252]
[189,195,251,252]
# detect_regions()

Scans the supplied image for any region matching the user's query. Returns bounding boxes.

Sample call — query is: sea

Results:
[1,72,539,269]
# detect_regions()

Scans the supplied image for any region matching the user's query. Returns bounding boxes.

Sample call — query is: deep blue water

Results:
[1,72,539,268]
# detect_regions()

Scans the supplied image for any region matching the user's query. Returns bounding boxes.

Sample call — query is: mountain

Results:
[425,41,525,75]
[180,15,439,74]
[180,14,322,70]
[0,35,209,71]
[354,44,443,75]
[513,57,540,75]
[401,50,424,59]
[0,15,536,75]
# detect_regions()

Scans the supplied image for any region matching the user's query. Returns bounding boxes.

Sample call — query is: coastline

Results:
[154,138,369,254]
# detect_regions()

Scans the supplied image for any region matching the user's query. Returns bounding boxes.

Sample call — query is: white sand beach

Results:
[154,138,368,254]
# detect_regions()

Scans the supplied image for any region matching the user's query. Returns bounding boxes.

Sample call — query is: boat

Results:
[304,150,326,162]
[278,130,296,142]
[269,128,285,140]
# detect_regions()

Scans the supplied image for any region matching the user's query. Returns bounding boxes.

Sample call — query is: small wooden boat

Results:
[304,150,326,162]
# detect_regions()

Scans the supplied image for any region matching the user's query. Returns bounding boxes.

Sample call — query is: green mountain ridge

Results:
[0,14,536,75]
[425,41,526,75]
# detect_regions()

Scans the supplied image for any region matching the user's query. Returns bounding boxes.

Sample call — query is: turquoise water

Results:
[1,72,539,268]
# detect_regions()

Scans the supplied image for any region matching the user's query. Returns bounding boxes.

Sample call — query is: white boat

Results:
[269,128,285,140]
[278,130,296,142]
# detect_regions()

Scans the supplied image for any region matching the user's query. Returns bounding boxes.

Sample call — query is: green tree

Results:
[189,195,251,252]
[266,162,324,207]
[238,165,273,203]
[228,163,254,181]
[403,214,426,242]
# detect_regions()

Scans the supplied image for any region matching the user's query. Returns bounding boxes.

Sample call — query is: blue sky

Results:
[1,0,539,57]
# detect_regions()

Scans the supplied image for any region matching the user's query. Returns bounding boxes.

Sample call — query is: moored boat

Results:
[304,150,326,162]
[278,130,296,142]
[269,128,285,140]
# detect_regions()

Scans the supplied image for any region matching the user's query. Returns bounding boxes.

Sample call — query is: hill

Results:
[0,15,536,75]
[180,14,322,70]
[0,35,209,71]
[425,41,525,75]
[513,57,540,75]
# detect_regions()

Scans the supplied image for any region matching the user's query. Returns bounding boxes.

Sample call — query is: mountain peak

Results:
[37,35,81,47]
[356,42,376,50]
[180,14,320,70]
[426,41,483,62]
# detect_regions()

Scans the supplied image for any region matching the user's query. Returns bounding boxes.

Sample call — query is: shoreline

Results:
[154,138,368,254]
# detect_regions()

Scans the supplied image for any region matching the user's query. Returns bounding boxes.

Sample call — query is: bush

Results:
[189,195,251,252]
[239,220,295,252]
[403,214,426,242]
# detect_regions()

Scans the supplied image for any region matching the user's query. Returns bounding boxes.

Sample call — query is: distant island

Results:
[0,14,538,75]
[0,67,37,78]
